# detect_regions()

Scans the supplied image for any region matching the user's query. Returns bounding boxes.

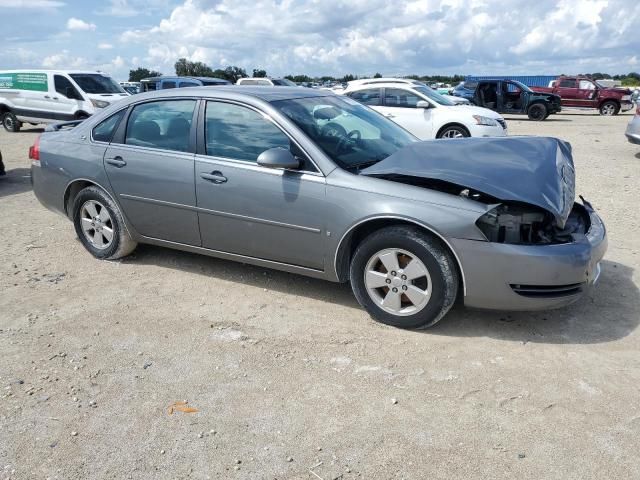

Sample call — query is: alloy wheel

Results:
[364,248,432,316]
[79,200,114,250]
[601,103,616,115]
[441,128,466,138]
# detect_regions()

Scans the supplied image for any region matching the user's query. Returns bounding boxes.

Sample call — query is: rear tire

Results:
[72,186,137,260]
[599,101,619,116]
[349,226,459,329]
[2,112,21,132]
[527,103,547,121]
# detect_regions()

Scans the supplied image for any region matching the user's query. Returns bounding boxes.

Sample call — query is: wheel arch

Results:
[436,122,471,138]
[63,178,136,238]
[333,216,466,295]
[0,104,9,115]
[598,98,620,109]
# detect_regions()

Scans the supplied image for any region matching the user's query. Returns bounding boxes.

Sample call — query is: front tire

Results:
[599,101,619,116]
[2,112,21,132]
[437,125,470,139]
[72,186,137,260]
[527,103,547,121]
[349,226,459,329]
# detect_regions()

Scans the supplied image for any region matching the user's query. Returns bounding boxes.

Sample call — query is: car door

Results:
[577,79,598,107]
[103,98,201,245]
[556,78,579,106]
[194,100,326,270]
[380,87,434,139]
[46,74,84,120]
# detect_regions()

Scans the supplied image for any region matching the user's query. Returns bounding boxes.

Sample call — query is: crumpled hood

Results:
[361,136,576,228]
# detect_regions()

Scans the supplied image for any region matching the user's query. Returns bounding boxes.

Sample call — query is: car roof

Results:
[128,86,334,103]
[347,82,422,90]
[140,76,228,83]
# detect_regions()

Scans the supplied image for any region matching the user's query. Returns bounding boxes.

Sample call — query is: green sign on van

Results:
[0,72,48,92]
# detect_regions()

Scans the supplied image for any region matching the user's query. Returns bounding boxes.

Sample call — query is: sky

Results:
[0,0,639,81]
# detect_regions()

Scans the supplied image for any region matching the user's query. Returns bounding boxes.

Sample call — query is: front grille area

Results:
[510,283,585,298]
[497,118,507,129]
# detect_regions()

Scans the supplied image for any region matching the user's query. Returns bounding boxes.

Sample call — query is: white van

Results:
[0,70,129,132]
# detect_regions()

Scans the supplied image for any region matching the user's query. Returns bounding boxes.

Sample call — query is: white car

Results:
[0,70,129,132]
[342,82,507,139]
[345,78,470,105]
[236,77,298,87]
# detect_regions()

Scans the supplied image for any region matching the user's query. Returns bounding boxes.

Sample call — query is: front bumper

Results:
[450,202,607,311]
[474,123,507,137]
[621,101,634,112]
[625,115,640,144]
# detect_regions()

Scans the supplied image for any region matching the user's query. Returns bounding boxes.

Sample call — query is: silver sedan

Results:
[625,106,640,144]
[29,87,607,329]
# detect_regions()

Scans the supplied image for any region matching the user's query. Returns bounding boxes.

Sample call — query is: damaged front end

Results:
[476,201,590,245]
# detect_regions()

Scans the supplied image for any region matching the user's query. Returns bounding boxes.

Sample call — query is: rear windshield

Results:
[272,78,297,86]
[70,74,125,94]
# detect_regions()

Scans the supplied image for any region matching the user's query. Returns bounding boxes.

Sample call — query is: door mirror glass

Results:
[257,147,299,169]
[416,100,431,109]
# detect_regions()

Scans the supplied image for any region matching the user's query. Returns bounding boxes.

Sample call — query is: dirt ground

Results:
[1,110,639,480]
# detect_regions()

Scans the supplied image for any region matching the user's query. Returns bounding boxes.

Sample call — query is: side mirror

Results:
[257,147,300,169]
[416,100,431,109]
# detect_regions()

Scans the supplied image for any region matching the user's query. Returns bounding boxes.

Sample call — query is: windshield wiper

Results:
[348,158,384,173]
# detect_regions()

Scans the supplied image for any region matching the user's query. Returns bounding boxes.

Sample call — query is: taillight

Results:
[28,135,40,165]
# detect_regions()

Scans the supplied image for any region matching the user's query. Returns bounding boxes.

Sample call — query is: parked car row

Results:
[452,75,634,118]
[28,86,607,329]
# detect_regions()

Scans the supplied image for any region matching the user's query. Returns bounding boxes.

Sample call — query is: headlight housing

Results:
[472,115,498,127]
[622,95,631,101]
[90,99,110,108]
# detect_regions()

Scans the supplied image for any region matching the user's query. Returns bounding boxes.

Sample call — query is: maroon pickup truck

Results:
[532,76,633,115]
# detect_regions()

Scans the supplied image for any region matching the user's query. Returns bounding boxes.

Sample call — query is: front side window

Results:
[162,81,176,89]
[125,99,196,152]
[578,80,595,90]
[272,95,416,171]
[92,109,125,143]
[205,102,290,162]
[348,88,381,106]
[54,75,80,99]
[179,82,199,88]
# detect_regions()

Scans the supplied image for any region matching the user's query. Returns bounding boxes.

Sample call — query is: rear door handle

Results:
[105,157,127,168]
[44,95,50,99]
[384,113,395,118]
[200,171,227,184]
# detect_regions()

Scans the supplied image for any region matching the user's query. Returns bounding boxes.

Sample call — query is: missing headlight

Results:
[476,202,590,245]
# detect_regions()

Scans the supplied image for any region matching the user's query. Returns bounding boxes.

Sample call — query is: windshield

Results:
[272,95,417,171]
[412,86,455,106]
[70,74,125,94]
[272,78,297,86]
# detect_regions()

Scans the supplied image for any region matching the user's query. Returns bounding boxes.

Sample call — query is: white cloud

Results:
[115,0,640,77]
[42,50,88,69]
[0,0,65,8]
[98,43,114,50]
[67,17,97,31]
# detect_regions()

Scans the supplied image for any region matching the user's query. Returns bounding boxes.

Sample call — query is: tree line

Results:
[128,59,640,86]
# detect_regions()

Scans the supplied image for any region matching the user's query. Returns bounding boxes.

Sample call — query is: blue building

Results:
[465,75,558,87]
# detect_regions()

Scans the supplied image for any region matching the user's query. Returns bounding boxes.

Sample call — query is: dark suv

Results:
[454,79,562,121]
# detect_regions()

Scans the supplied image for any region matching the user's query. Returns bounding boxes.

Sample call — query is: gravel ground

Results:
[1,111,639,480]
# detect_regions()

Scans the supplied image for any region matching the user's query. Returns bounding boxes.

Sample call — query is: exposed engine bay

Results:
[369,174,590,245]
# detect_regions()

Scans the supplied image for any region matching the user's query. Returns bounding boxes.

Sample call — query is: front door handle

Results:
[44,95,51,99]
[201,171,227,184]
[105,156,127,168]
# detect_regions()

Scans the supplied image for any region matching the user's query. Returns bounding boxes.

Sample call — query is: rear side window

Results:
[384,88,421,108]
[92,110,125,143]
[348,88,381,106]
[204,101,289,162]
[125,100,196,152]
[179,82,199,88]
[559,79,576,88]
[162,81,176,89]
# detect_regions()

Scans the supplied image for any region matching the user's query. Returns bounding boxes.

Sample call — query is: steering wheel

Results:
[336,129,361,154]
